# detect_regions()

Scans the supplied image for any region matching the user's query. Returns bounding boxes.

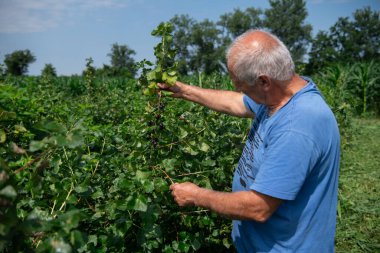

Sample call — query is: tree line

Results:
[0,43,136,78]
[1,0,379,77]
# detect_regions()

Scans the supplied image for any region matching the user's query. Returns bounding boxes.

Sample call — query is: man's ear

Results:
[258,75,271,91]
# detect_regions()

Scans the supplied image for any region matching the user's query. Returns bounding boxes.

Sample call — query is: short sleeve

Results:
[250,131,320,200]
[243,95,261,114]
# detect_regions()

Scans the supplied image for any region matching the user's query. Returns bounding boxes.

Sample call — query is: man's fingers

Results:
[170,182,179,191]
[157,81,184,99]
[157,83,170,90]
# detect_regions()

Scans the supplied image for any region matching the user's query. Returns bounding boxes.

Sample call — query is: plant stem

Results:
[59,182,74,212]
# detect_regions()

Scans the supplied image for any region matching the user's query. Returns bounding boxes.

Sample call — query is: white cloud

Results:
[0,0,130,33]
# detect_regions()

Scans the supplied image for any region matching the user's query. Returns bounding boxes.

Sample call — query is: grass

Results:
[336,117,380,252]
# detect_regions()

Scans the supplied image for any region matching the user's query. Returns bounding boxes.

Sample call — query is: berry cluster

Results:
[146,102,166,147]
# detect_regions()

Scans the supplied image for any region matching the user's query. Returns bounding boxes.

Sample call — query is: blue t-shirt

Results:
[231,77,340,253]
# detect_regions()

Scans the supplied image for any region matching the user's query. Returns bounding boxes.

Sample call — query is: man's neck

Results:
[267,75,307,116]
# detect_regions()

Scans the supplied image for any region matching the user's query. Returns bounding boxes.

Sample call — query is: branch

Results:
[14,150,48,174]
[152,165,174,184]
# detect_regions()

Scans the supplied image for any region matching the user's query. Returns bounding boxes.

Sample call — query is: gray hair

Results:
[227,29,295,84]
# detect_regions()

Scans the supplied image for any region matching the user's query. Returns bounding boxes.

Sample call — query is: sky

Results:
[0,0,379,76]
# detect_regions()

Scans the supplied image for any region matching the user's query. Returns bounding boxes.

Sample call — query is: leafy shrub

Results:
[1,72,249,252]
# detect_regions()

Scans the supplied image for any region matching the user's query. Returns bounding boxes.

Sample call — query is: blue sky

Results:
[0,0,379,76]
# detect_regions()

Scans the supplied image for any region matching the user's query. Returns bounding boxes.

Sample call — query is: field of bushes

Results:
[1,62,379,252]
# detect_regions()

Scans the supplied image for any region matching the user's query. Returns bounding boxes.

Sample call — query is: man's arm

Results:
[158,81,254,118]
[170,182,282,222]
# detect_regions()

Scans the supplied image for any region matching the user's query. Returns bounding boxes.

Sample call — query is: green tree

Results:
[329,7,380,63]
[264,0,312,63]
[95,64,114,77]
[4,49,36,76]
[170,14,196,75]
[307,7,380,73]
[351,7,380,61]
[171,18,224,75]
[306,31,338,73]
[190,19,224,74]
[0,63,5,78]
[107,43,136,77]
[41,63,57,77]
[218,7,263,40]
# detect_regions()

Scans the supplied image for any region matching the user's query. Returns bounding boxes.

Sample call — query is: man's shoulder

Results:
[267,91,339,147]
[290,94,340,148]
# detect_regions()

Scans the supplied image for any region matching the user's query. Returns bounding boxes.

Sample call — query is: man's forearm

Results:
[180,84,252,118]
[170,182,281,222]
[194,188,272,222]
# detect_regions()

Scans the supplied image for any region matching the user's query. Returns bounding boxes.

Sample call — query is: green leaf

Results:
[70,230,85,248]
[201,158,216,167]
[142,180,154,193]
[167,70,177,76]
[167,50,177,60]
[135,170,150,180]
[199,142,210,152]
[134,195,148,212]
[163,245,174,253]
[38,121,67,134]
[29,140,46,152]
[178,241,190,252]
[116,200,128,211]
[161,158,177,172]
[223,238,231,248]
[48,238,72,253]
[59,210,82,232]
[179,127,188,138]
[88,235,97,246]
[164,35,173,44]
[191,238,201,250]
[147,70,158,81]
[166,75,177,86]
[0,109,16,121]
[0,185,17,199]
[74,185,88,193]
[127,194,148,212]
[0,129,5,143]
[148,66,162,82]
[148,81,157,89]
[199,177,212,189]
[143,88,156,96]
[184,146,198,156]
[91,190,104,199]
[53,135,67,146]
[153,178,168,192]
[162,71,169,82]
[14,124,27,133]
[65,132,83,148]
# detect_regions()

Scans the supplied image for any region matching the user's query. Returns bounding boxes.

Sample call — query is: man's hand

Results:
[170,182,200,207]
[157,81,186,98]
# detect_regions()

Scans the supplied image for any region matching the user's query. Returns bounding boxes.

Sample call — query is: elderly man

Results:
[159,30,340,252]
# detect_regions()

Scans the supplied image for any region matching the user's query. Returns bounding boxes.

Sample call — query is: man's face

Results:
[229,71,264,104]
[229,72,244,92]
